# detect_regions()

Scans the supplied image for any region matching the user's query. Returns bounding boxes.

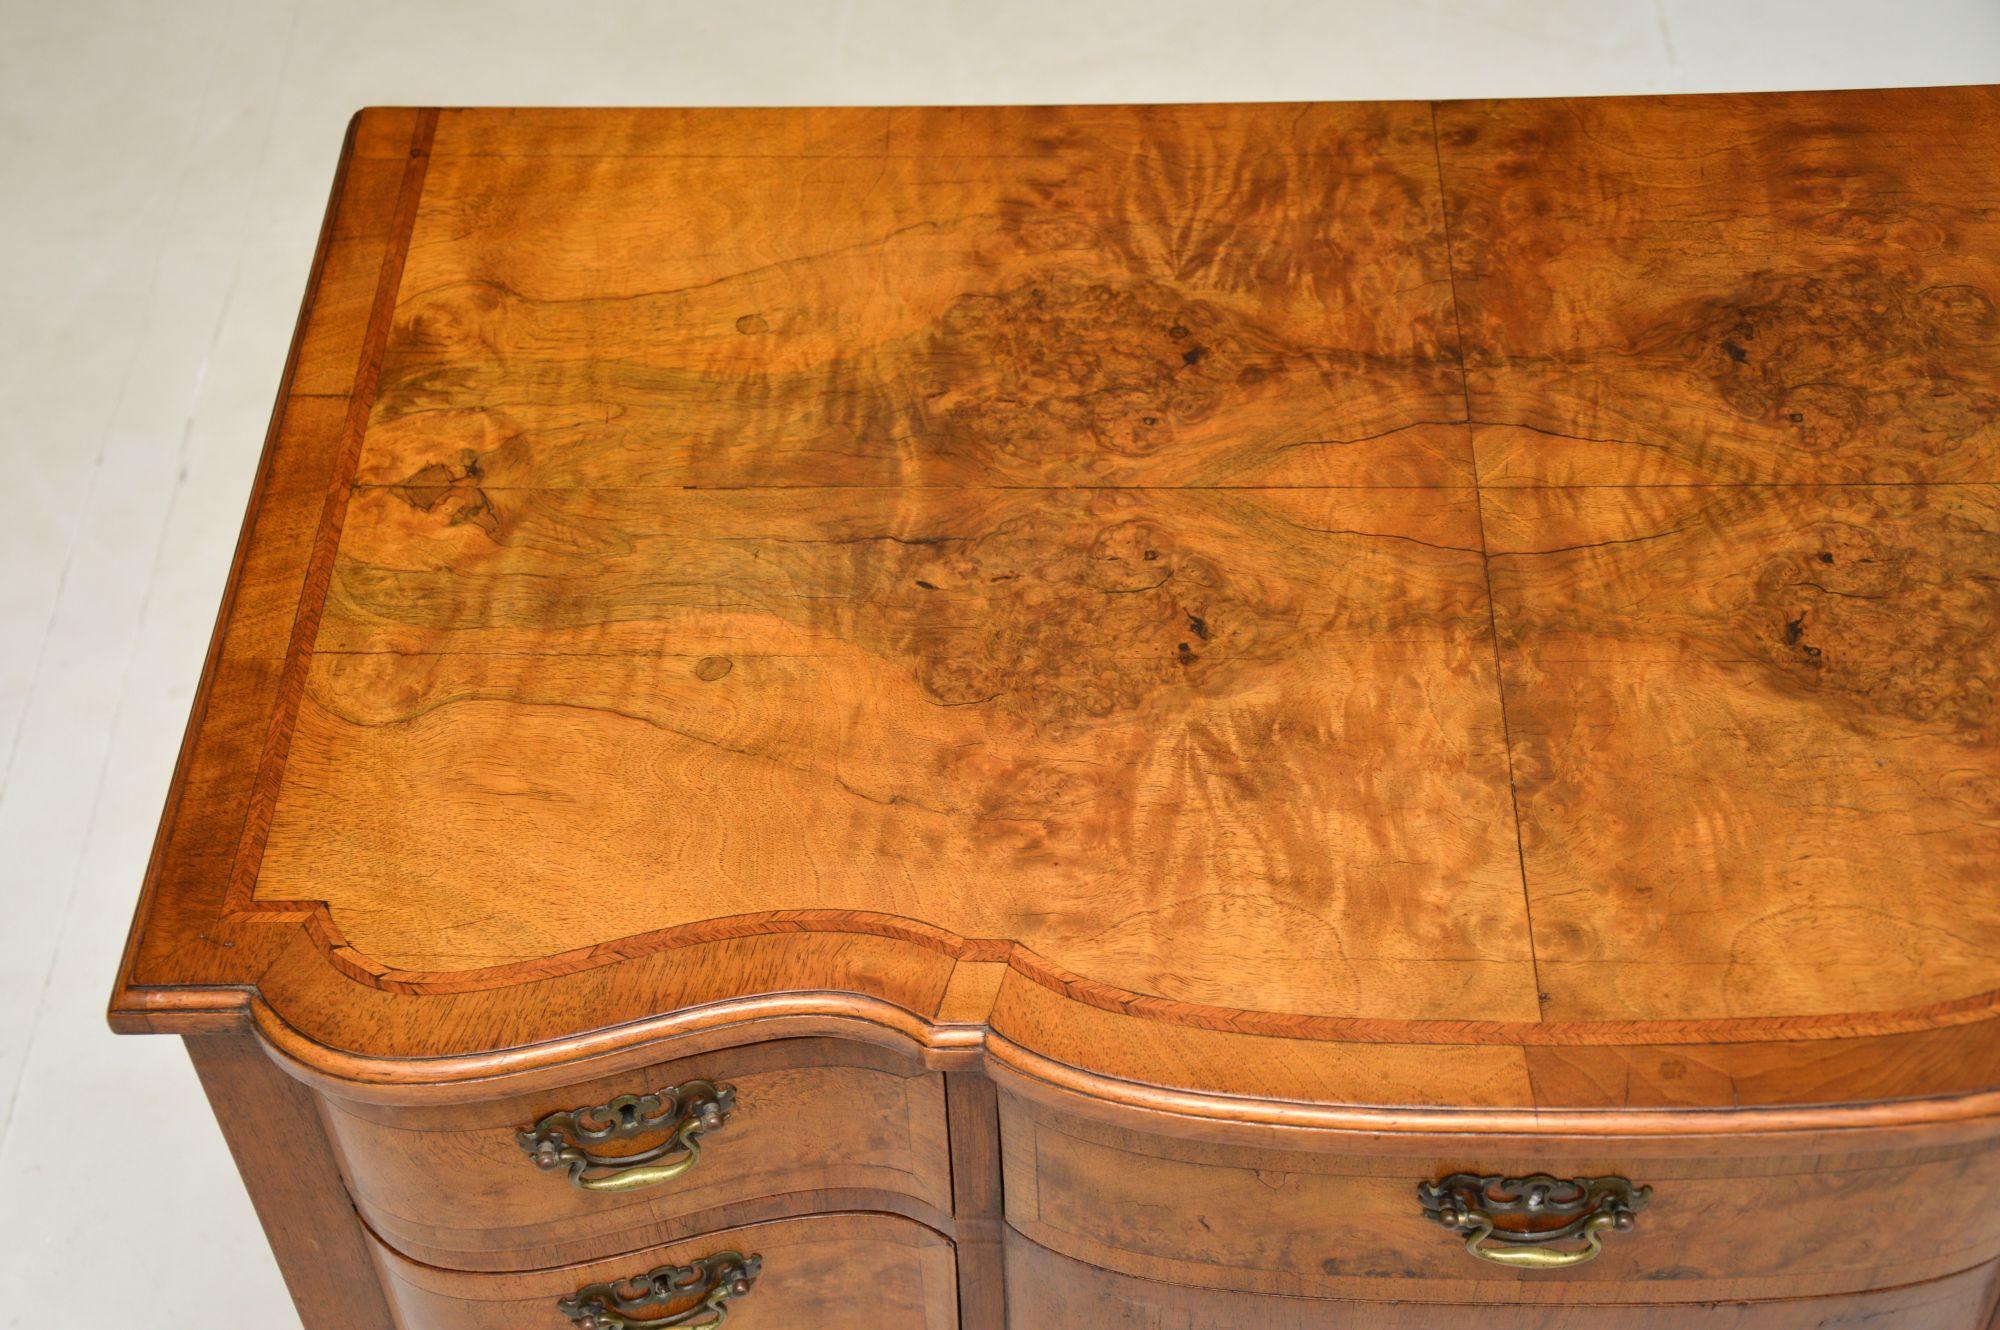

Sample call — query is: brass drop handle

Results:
[558,1251,760,1328]
[518,1079,735,1193]
[1418,1173,1650,1269]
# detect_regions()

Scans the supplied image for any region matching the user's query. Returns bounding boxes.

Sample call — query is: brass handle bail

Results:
[1418,1173,1650,1269]
[558,1251,760,1329]
[517,1079,736,1193]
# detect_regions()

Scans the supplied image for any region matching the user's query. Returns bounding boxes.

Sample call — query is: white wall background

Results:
[3,2,1999,1324]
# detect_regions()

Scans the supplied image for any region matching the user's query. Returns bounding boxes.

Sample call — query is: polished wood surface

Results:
[944,1070,1009,1329]
[999,1084,2000,1304]
[1005,1231,2000,1330]
[186,1036,396,1330]
[112,89,2000,1330]
[321,1037,950,1269]
[369,1212,960,1330]
[110,93,2000,1124]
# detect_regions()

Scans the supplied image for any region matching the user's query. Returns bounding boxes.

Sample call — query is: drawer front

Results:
[323,1038,952,1269]
[1006,1227,2000,1329]
[371,1212,958,1330]
[999,1088,2000,1305]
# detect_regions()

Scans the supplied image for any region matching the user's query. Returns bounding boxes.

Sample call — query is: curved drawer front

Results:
[1006,1227,2000,1329]
[998,1088,2000,1305]
[369,1211,959,1330]
[322,1039,952,1269]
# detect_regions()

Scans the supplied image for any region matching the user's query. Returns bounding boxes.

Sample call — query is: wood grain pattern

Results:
[186,1036,396,1330]
[274,483,1529,1026]
[998,1084,2000,1305]
[318,1037,951,1270]
[263,100,1537,1042]
[1484,484,2000,1024]
[1439,89,2000,488]
[1004,1231,2000,1330]
[945,1069,1009,1330]
[112,93,2000,1126]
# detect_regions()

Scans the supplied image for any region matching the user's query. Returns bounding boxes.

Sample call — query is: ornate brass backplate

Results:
[557,1251,761,1329]
[1418,1173,1651,1269]
[517,1079,736,1193]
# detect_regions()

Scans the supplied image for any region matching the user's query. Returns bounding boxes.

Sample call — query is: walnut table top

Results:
[112,93,2000,1133]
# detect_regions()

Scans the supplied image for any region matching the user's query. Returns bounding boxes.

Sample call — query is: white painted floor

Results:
[2,1,1998,1324]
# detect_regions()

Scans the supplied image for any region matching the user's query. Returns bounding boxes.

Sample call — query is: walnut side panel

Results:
[185,1036,395,1330]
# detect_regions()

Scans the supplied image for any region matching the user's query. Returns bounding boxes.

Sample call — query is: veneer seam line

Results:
[1430,100,1546,1025]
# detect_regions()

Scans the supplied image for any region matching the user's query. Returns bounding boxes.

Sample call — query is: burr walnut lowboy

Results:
[111,89,2000,1328]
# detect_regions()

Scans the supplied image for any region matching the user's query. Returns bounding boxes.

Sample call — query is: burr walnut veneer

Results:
[113,92,2000,1328]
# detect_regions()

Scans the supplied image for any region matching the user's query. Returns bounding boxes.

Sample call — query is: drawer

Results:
[370,1211,958,1329]
[998,1087,2000,1306]
[1006,1227,2000,1329]
[321,1038,952,1269]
